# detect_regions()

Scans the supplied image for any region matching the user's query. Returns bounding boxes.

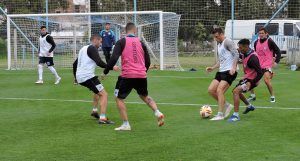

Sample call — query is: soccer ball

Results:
[200,105,212,118]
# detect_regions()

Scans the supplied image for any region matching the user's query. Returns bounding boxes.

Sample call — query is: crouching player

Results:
[228,39,263,122]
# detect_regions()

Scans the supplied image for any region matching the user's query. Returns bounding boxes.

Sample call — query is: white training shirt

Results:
[39,34,53,57]
[217,38,239,72]
[76,45,97,83]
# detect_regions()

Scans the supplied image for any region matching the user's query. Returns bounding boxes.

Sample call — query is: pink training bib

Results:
[256,38,274,69]
[121,37,147,78]
[242,51,259,80]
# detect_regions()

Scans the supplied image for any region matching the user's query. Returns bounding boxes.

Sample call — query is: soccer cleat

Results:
[227,115,240,122]
[155,112,165,127]
[54,77,61,85]
[114,125,131,131]
[270,96,276,103]
[90,111,99,119]
[224,103,233,118]
[98,118,115,124]
[247,96,256,102]
[210,115,224,121]
[243,105,255,114]
[35,80,44,84]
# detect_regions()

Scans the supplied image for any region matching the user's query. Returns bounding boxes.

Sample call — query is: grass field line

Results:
[0,97,299,110]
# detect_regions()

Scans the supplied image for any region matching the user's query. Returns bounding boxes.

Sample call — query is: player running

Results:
[103,23,164,131]
[73,35,118,124]
[228,39,263,122]
[248,27,281,103]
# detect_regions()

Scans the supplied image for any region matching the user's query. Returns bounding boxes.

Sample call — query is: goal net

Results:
[6,11,182,70]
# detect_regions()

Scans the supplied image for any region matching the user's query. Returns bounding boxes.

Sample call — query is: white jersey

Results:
[39,34,53,57]
[76,45,97,83]
[217,38,237,72]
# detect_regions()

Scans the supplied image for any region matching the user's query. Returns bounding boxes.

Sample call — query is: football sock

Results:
[225,102,230,106]
[247,104,252,108]
[154,109,161,116]
[251,94,256,98]
[123,120,129,126]
[233,112,239,117]
[100,114,106,119]
[217,112,224,116]
[48,66,59,78]
[38,64,43,80]
[92,107,98,112]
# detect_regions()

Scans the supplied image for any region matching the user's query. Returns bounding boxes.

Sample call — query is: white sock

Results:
[154,109,161,116]
[48,66,59,78]
[270,96,275,98]
[100,114,106,119]
[251,94,256,98]
[38,64,43,80]
[225,102,230,107]
[92,107,97,112]
[247,104,252,108]
[217,112,224,116]
[233,112,239,117]
[123,120,130,126]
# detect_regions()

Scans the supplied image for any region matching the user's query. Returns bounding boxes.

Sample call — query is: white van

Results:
[224,19,300,54]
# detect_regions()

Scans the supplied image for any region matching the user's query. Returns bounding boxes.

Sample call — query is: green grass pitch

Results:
[0,65,299,161]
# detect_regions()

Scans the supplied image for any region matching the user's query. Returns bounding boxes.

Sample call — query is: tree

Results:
[1,0,68,14]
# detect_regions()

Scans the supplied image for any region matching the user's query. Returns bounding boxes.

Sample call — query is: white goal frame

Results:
[6,11,181,70]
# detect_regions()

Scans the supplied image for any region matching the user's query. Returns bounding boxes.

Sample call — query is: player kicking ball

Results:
[103,23,164,131]
[228,39,263,122]
[206,28,239,121]
[73,35,118,124]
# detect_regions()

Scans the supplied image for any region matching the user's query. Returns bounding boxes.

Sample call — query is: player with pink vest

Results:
[228,39,263,122]
[103,23,164,131]
[248,27,281,103]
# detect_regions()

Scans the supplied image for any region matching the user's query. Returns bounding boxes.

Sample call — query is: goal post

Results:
[6,11,182,70]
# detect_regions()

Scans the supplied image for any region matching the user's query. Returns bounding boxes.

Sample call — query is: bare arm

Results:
[206,61,220,72]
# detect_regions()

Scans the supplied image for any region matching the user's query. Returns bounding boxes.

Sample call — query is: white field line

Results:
[0,72,290,79]
[0,97,299,110]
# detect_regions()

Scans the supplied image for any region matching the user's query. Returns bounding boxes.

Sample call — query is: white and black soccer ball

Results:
[200,105,212,118]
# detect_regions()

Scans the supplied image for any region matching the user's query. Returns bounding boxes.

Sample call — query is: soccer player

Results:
[103,22,164,131]
[228,39,263,122]
[73,35,118,124]
[206,28,239,121]
[100,22,116,63]
[35,26,61,84]
[248,27,281,103]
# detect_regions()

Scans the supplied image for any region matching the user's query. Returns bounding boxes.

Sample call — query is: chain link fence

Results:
[0,0,299,68]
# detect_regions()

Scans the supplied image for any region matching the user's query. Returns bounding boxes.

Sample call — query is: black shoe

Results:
[99,118,115,124]
[91,112,99,119]
[243,105,255,114]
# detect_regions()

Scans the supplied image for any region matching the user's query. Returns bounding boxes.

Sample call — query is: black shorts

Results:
[114,76,123,97]
[79,76,104,94]
[235,79,256,93]
[117,78,148,99]
[115,76,122,90]
[39,57,54,66]
[214,70,237,85]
